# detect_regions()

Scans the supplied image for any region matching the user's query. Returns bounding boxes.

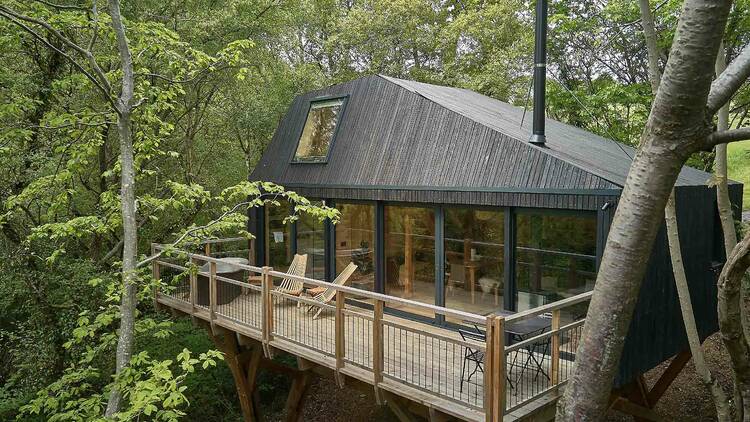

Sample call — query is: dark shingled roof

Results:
[250,75,717,195]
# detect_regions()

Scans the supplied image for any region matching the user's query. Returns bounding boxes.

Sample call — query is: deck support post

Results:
[284,370,311,422]
[373,299,385,405]
[484,315,505,422]
[209,261,217,331]
[205,325,264,422]
[261,266,273,358]
[334,290,346,388]
[550,309,561,388]
[384,391,419,422]
[151,244,161,311]
[190,256,198,313]
[608,350,691,422]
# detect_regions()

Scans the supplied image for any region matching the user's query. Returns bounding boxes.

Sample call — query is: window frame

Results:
[290,95,349,164]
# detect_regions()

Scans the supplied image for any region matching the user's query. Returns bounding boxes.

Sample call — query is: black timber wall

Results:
[615,183,743,385]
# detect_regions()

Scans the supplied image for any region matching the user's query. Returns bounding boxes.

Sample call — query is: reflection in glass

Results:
[444,208,504,321]
[335,203,375,292]
[293,98,344,162]
[297,212,326,279]
[515,212,597,319]
[265,203,292,270]
[384,206,435,317]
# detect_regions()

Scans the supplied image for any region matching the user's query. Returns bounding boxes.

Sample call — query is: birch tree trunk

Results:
[714,43,745,422]
[637,1,730,419]
[666,194,732,421]
[557,1,732,419]
[715,48,738,254]
[105,0,138,416]
[719,234,750,422]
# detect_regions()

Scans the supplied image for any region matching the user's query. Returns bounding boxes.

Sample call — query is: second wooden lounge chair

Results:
[304,262,357,319]
[247,254,308,295]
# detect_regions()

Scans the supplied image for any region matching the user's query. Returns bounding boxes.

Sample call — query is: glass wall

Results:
[335,203,376,292]
[444,208,505,320]
[515,211,597,314]
[384,205,435,317]
[265,203,293,270]
[297,211,326,280]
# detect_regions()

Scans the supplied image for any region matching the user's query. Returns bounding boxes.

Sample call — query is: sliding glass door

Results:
[265,202,293,270]
[335,203,376,292]
[515,210,597,316]
[444,208,505,322]
[384,205,436,318]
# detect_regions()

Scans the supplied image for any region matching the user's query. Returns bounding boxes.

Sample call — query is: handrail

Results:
[505,290,593,323]
[152,239,590,419]
[153,243,487,324]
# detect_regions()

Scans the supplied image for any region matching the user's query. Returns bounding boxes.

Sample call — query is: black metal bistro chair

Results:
[458,325,515,393]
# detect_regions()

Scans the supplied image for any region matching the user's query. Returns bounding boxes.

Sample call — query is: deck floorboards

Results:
[159,287,566,420]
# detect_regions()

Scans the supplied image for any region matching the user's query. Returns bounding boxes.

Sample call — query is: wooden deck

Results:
[153,244,590,422]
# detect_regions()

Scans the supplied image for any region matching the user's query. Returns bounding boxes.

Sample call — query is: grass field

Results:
[728,141,750,210]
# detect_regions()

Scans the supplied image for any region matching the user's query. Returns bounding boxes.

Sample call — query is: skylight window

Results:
[292,98,345,163]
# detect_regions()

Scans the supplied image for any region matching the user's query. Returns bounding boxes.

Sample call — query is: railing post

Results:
[209,261,217,329]
[335,290,346,387]
[373,299,384,404]
[261,266,273,357]
[189,257,197,313]
[551,309,561,387]
[485,315,505,422]
[151,244,160,311]
[204,242,211,257]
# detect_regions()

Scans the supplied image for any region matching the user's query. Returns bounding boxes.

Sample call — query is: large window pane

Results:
[515,211,597,316]
[265,203,292,270]
[385,205,435,318]
[335,203,375,292]
[297,212,326,279]
[293,98,344,162]
[445,208,504,321]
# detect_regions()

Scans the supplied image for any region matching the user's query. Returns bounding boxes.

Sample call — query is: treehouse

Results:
[153,74,742,422]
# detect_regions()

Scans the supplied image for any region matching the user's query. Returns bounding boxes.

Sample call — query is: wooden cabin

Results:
[155,75,742,421]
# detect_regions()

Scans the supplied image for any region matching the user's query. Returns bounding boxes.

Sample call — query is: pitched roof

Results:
[250,75,720,197]
[379,75,714,187]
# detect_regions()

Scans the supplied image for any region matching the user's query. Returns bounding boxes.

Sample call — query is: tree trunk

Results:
[715,45,738,255]
[638,1,729,419]
[557,1,731,419]
[715,43,745,422]
[666,193,731,421]
[719,233,750,422]
[105,0,138,416]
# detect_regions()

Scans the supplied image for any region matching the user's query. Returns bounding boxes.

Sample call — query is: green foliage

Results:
[2,0,749,421]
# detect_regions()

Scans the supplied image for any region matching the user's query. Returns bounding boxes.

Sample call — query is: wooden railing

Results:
[152,240,591,421]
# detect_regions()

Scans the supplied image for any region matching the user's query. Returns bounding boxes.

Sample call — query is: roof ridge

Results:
[377,74,628,188]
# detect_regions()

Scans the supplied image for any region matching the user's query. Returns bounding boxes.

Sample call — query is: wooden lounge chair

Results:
[247,254,307,295]
[304,262,357,319]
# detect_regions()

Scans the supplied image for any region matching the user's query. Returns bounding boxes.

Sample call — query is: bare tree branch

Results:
[0,5,114,96]
[706,127,750,147]
[30,0,88,11]
[708,43,750,114]
[0,9,116,109]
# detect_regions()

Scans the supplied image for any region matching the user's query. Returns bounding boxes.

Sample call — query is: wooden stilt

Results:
[284,371,311,422]
[384,392,419,422]
[608,350,691,422]
[647,350,691,405]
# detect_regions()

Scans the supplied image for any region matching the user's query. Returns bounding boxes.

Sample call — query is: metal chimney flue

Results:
[529,0,548,145]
